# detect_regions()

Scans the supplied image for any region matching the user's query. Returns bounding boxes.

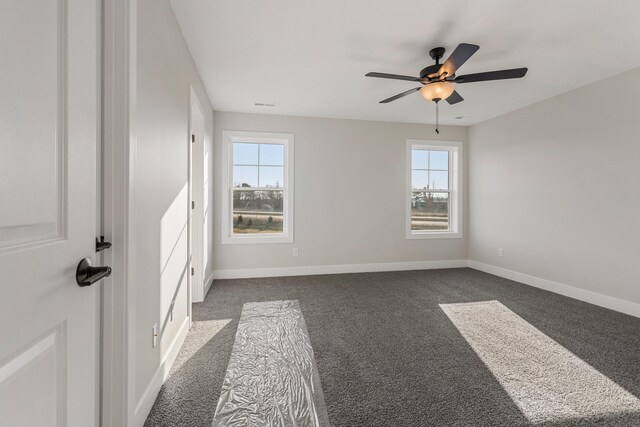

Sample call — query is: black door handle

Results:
[76,258,111,287]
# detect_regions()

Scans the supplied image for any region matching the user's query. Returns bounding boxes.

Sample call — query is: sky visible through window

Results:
[411,149,448,190]
[233,143,284,188]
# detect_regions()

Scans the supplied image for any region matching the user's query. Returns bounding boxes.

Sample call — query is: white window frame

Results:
[406,139,463,239]
[221,130,294,244]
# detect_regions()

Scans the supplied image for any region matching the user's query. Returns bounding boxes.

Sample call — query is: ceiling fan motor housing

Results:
[421,47,447,79]
[420,64,442,80]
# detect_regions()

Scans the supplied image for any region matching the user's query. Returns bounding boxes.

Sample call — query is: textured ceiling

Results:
[170,0,640,125]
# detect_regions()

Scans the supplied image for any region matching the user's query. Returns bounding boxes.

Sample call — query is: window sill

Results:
[221,234,294,245]
[406,231,462,240]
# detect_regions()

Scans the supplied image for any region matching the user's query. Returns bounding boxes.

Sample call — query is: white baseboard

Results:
[212,259,468,280]
[134,316,190,427]
[203,271,214,299]
[468,260,640,318]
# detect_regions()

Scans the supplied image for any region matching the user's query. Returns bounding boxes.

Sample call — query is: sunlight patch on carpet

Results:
[440,300,640,424]
[168,319,232,376]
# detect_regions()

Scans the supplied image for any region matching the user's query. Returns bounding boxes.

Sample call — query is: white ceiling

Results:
[170,0,640,126]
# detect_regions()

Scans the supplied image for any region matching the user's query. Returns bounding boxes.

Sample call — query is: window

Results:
[406,140,462,239]
[222,131,294,244]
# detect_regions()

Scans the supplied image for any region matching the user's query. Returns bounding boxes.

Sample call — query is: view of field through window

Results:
[411,149,449,231]
[232,142,284,234]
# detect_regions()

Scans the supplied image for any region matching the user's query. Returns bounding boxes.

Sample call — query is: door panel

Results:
[0,0,64,248]
[0,327,64,427]
[0,0,100,426]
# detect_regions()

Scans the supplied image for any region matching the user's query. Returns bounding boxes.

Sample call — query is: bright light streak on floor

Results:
[168,319,232,376]
[440,300,640,424]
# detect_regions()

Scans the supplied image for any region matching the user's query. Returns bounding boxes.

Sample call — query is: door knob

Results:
[76,258,111,287]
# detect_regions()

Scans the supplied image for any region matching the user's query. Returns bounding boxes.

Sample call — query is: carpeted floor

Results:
[144,268,640,426]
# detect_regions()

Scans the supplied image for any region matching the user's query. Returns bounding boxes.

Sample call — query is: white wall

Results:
[134,0,214,421]
[213,112,468,275]
[469,67,640,306]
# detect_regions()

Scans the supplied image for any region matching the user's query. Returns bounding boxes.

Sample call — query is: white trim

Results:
[468,260,640,319]
[405,230,462,240]
[405,139,463,240]
[221,130,294,244]
[203,271,214,299]
[213,259,468,279]
[101,0,137,426]
[133,316,190,427]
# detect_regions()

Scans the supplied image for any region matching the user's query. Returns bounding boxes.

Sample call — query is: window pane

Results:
[429,170,449,190]
[411,192,449,231]
[429,150,449,170]
[233,190,283,234]
[233,143,258,165]
[412,149,428,169]
[259,166,284,188]
[233,166,258,187]
[411,170,429,190]
[259,144,284,166]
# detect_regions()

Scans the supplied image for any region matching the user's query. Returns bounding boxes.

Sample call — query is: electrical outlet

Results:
[498,248,504,257]
[152,323,158,348]
[292,247,299,257]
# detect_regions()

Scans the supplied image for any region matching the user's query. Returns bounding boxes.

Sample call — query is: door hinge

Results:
[191,134,195,143]
[191,267,195,276]
[191,201,195,209]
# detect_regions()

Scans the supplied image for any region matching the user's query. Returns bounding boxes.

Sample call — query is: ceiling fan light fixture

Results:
[419,81,456,102]
[366,43,527,107]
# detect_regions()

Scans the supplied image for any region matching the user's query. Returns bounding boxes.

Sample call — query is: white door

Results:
[0,0,100,426]
[189,94,205,302]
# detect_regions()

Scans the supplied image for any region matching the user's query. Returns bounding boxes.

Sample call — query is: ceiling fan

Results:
[365,43,528,132]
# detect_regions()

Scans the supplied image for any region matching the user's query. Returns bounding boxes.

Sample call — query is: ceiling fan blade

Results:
[446,90,464,105]
[380,87,421,103]
[366,72,421,82]
[438,43,479,77]
[455,68,528,83]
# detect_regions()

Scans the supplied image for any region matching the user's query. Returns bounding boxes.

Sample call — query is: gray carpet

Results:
[441,300,640,425]
[144,268,640,426]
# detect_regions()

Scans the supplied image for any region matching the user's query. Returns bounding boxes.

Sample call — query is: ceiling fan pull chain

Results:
[435,102,440,134]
